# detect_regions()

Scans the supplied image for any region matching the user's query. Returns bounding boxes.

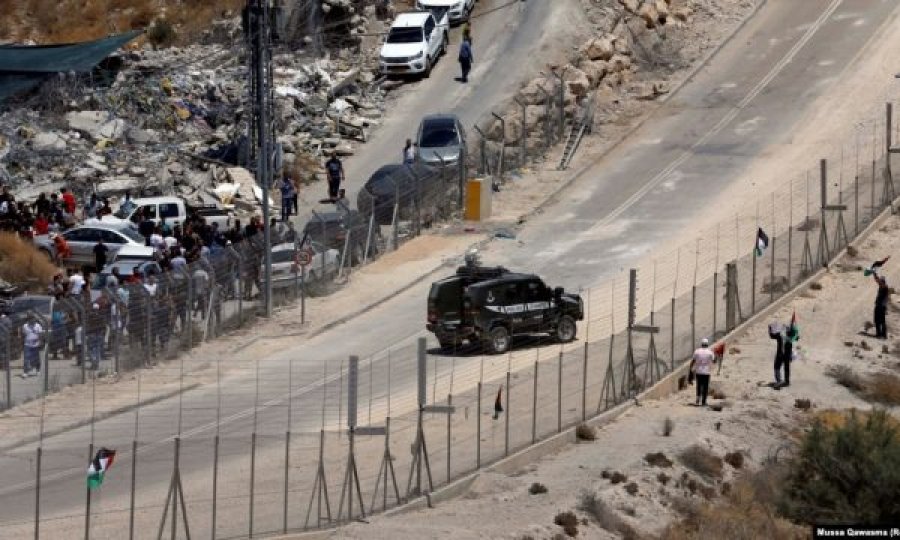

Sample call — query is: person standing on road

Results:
[280,175,296,222]
[458,37,473,83]
[874,274,890,339]
[86,303,106,371]
[403,139,416,165]
[688,338,715,406]
[21,316,44,378]
[325,152,344,201]
[93,238,109,272]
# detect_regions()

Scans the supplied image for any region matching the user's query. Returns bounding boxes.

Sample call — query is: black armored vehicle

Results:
[427,262,584,354]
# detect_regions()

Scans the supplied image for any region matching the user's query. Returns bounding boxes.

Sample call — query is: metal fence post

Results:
[249,432,256,538]
[473,125,487,175]
[5,331,11,410]
[531,360,538,444]
[185,268,193,350]
[446,394,452,483]
[690,286,696,350]
[712,272,718,337]
[581,343,588,421]
[457,144,466,211]
[35,446,42,540]
[211,435,219,540]
[557,352,563,433]
[553,68,566,141]
[84,442,93,540]
[514,97,527,167]
[491,112,506,179]
[504,371,510,456]
[129,440,137,540]
[476,382,481,469]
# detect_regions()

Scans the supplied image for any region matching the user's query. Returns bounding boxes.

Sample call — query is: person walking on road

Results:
[21,316,44,378]
[458,37,473,83]
[688,338,715,406]
[280,175,296,222]
[325,152,344,201]
[874,273,890,339]
[403,139,417,165]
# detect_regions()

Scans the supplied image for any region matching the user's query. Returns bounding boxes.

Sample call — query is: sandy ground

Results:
[326,209,900,540]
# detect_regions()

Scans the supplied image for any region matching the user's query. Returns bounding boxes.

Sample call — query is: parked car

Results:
[90,260,162,300]
[115,196,233,230]
[416,113,466,166]
[379,10,449,77]
[300,210,380,266]
[261,242,340,290]
[356,162,449,226]
[416,0,475,24]
[34,224,147,268]
[111,245,158,264]
[427,268,583,353]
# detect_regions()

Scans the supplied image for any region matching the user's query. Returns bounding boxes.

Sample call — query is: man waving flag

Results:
[863,256,890,276]
[87,447,116,490]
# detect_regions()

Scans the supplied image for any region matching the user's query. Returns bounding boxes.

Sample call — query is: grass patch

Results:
[827,365,865,392]
[678,445,723,479]
[827,366,900,405]
[578,491,642,540]
[0,232,59,291]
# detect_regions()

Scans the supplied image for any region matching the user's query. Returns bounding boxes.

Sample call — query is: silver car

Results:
[34,225,146,268]
[262,242,340,289]
[416,113,466,165]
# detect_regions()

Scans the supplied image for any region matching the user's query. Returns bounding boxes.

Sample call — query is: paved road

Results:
[2,0,898,537]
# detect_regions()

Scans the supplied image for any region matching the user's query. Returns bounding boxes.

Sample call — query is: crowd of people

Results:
[0,182,306,378]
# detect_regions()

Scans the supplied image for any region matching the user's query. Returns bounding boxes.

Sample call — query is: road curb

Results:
[0,382,202,454]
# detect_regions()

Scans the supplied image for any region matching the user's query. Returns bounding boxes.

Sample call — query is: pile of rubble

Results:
[481,0,699,159]
[0,29,385,208]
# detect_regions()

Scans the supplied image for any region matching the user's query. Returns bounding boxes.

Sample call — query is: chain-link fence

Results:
[1,88,898,539]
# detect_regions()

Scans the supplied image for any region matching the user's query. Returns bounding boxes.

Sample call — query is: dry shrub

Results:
[0,233,58,291]
[578,491,642,540]
[554,511,579,537]
[794,398,812,410]
[809,282,823,291]
[679,445,723,479]
[827,365,865,392]
[575,423,596,441]
[661,467,802,540]
[624,482,639,496]
[864,372,900,405]
[724,452,744,469]
[645,452,673,467]
[780,409,900,525]
[609,471,627,484]
[657,472,671,485]
[528,482,548,495]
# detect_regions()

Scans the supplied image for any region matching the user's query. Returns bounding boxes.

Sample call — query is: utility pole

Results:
[248,0,274,316]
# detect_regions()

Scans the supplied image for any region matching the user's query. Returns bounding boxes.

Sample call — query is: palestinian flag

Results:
[787,311,799,343]
[87,448,116,490]
[864,256,890,276]
[711,341,726,357]
[755,228,769,257]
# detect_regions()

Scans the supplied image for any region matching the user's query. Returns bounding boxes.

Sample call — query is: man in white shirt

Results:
[21,317,44,378]
[68,269,85,296]
[689,337,716,406]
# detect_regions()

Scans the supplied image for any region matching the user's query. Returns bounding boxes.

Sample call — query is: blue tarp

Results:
[0,30,142,103]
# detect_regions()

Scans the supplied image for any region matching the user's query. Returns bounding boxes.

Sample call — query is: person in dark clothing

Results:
[768,322,785,385]
[874,274,890,339]
[93,239,109,272]
[325,153,344,200]
[138,211,155,245]
[458,37,473,83]
[781,328,795,388]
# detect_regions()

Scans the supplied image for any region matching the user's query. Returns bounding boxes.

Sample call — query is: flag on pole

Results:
[787,311,799,342]
[87,447,116,490]
[863,256,890,276]
[493,386,503,420]
[711,341,726,358]
[755,228,769,257]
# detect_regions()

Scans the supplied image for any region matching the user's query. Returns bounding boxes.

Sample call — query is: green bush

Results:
[779,410,900,525]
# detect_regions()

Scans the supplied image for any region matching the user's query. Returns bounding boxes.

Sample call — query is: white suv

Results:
[379,11,449,77]
[416,0,475,24]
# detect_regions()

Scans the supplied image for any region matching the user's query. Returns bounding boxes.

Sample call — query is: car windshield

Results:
[10,297,52,314]
[271,250,296,264]
[387,27,422,44]
[420,120,459,148]
[118,227,144,243]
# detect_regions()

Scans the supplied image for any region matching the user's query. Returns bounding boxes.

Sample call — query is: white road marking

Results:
[589,0,845,232]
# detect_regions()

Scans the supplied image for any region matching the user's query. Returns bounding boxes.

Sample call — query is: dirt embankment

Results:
[331,213,900,540]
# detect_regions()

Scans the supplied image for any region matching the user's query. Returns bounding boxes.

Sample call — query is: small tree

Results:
[779,410,900,525]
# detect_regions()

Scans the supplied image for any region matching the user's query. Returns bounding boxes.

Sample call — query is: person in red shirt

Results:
[33,213,49,235]
[52,234,71,261]
[60,188,76,215]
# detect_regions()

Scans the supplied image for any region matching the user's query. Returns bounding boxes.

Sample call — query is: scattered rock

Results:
[794,398,812,410]
[624,482,639,495]
[645,452,673,467]
[32,132,66,152]
[724,451,744,469]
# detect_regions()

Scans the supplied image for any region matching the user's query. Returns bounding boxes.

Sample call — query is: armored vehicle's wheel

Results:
[438,337,455,352]
[485,326,510,354]
[555,315,577,343]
